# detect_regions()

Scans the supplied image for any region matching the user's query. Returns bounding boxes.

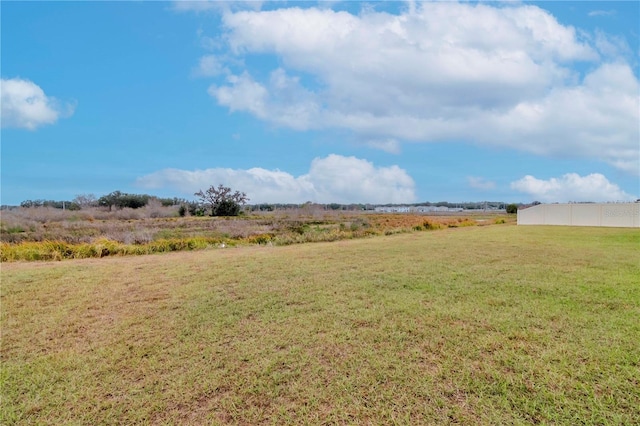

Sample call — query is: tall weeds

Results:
[0,237,221,262]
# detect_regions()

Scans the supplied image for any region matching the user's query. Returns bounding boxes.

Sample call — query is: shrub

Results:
[5,225,26,234]
[247,234,274,245]
[423,220,442,230]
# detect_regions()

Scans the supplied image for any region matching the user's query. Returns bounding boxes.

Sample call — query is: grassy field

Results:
[2,225,639,424]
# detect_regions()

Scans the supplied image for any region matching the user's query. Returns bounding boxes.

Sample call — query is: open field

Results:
[2,225,639,424]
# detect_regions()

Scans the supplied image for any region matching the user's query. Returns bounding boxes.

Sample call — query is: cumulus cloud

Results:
[136,154,416,204]
[1,78,75,130]
[510,173,636,203]
[198,2,638,174]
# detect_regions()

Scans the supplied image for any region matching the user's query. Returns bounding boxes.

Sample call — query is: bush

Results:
[246,234,274,245]
[423,220,442,230]
[213,199,241,217]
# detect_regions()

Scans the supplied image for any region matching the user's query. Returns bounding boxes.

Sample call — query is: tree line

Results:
[19,192,188,212]
[12,185,523,216]
[15,186,250,217]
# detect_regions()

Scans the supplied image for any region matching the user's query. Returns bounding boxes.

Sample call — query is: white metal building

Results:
[517,203,640,228]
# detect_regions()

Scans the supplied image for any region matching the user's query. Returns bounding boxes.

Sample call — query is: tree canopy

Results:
[194,185,249,216]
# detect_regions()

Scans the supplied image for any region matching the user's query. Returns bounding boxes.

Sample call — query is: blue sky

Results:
[2,1,639,205]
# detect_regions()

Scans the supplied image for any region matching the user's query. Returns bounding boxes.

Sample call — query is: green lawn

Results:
[2,225,639,424]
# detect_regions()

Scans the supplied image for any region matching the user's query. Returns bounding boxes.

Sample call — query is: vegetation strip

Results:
[1,210,495,262]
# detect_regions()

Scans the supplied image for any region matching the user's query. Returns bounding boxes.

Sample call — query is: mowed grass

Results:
[2,225,639,425]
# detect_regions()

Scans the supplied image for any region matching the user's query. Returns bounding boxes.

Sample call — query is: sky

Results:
[1,0,639,206]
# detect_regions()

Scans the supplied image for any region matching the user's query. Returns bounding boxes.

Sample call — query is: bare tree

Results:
[73,193,97,209]
[194,185,249,216]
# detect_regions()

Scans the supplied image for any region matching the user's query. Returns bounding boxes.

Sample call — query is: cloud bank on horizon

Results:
[511,173,635,203]
[137,155,417,204]
[138,157,636,204]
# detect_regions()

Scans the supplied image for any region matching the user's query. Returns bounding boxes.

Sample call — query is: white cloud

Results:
[209,72,268,117]
[593,30,631,59]
[136,154,417,204]
[199,3,638,175]
[468,176,496,191]
[1,78,75,130]
[510,173,636,203]
[192,54,228,77]
[483,62,639,175]
[209,69,320,130]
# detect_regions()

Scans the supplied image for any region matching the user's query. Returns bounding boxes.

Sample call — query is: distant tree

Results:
[73,193,97,208]
[20,199,80,210]
[98,191,150,210]
[98,191,121,210]
[251,204,274,212]
[50,200,80,210]
[194,184,249,217]
[506,203,518,214]
[158,197,186,207]
[185,201,204,216]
